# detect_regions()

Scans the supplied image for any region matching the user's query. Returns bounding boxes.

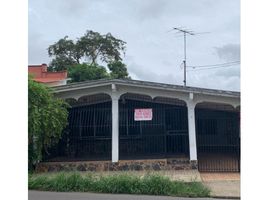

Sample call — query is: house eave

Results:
[52,79,240,99]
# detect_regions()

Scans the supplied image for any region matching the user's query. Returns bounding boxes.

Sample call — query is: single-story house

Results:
[40,79,240,172]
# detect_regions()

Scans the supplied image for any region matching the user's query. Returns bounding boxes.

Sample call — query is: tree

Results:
[47,36,82,71]
[48,54,77,72]
[28,78,69,170]
[67,64,109,83]
[48,30,126,71]
[108,61,130,79]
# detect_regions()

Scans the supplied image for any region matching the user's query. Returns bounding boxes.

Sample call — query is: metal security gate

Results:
[44,101,112,161]
[196,108,240,172]
[119,98,189,160]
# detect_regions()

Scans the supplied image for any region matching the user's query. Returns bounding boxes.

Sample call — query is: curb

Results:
[211,195,240,199]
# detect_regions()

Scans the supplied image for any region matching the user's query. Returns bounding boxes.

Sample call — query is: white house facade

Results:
[39,79,240,172]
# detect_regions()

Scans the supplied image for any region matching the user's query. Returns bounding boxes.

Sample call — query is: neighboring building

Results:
[39,79,240,173]
[28,64,69,86]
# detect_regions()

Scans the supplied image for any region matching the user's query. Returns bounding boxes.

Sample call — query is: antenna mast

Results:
[173,27,195,86]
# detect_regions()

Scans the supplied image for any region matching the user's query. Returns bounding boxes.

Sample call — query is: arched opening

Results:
[44,93,112,161]
[119,93,189,160]
[65,98,78,106]
[78,93,111,106]
[195,102,240,172]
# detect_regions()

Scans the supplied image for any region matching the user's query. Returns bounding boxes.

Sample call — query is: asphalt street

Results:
[29,191,237,200]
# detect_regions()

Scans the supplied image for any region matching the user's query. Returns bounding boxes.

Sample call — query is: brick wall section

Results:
[28,64,67,83]
[35,158,198,172]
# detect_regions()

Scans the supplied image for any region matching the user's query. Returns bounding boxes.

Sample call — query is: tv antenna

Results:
[171,27,209,86]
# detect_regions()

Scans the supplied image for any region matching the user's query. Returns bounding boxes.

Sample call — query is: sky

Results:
[29,0,240,91]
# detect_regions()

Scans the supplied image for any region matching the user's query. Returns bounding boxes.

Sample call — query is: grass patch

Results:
[29,172,210,197]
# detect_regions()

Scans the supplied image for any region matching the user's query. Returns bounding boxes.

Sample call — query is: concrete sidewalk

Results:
[201,173,240,199]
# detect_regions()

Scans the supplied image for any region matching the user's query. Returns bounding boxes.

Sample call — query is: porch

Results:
[44,93,190,163]
[42,79,240,172]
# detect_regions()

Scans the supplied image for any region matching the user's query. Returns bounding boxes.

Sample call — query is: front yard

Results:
[29,172,210,197]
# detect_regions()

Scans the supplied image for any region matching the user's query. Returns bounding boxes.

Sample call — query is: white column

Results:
[187,94,197,161]
[111,92,119,163]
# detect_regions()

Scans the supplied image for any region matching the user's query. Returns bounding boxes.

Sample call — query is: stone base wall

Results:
[35,158,197,173]
[190,160,198,169]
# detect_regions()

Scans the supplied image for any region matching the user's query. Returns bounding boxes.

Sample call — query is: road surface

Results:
[29,191,237,200]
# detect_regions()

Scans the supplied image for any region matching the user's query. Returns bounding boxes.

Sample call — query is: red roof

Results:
[28,64,67,84]
[34,77,66,83]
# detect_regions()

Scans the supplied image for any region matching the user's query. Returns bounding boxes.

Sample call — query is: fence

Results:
[43,101,112,161]
[119,98,189,159]
[196,108,240,172]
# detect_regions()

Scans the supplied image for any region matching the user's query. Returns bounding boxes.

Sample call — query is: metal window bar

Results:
[196,108,240,172]
[43,101,112,162]
[119,99,189,160]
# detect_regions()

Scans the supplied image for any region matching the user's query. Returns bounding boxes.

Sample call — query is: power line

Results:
[187,64,239,72]
[188,61,240,68]
[187,61,240,68]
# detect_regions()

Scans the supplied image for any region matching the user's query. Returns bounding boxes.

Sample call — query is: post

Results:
[183,60,186,86]
[173,27,196,86]
[111,84,119,162]
[187,93,198,168]
[183,32,186,86]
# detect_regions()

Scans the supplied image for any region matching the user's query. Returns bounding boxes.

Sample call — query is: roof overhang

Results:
[52,79,240,99]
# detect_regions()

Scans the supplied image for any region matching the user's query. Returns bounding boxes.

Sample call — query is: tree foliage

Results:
[68,64,109,83]
[28,78,69,170]
[48,54,77,72]
[48,30,126,71]
[108,61,130,79]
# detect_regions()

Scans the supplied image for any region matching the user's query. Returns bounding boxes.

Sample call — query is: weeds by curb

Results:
[29,172,210,197]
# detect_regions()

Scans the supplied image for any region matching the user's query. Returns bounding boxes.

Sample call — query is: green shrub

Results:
[141,175,172,195]
[28,172,210,197]
[28,175,49,190]
[28,78,69,170]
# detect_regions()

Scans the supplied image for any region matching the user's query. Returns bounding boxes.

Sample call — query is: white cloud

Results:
[215,44,240,61]
[29,0,240,91]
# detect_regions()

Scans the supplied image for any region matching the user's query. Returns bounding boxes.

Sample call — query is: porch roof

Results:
[52,79,240,98]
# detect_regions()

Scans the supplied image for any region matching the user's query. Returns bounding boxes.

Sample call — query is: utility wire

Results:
[187,61,240,68]
[187,64,239,72]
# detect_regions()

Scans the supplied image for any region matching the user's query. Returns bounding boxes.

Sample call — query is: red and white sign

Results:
[134,109,153,121]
